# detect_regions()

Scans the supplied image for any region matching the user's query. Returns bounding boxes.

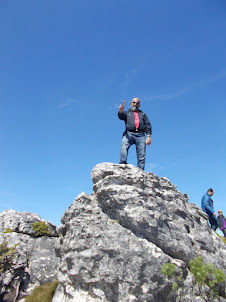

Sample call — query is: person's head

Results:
[130,97,140,111]
[207,188,214,196]
[218,210,223,216]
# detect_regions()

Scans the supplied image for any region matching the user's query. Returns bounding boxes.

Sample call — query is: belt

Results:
[127,130,144,134]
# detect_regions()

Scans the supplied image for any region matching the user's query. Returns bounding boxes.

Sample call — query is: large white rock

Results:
[54,163,226,302]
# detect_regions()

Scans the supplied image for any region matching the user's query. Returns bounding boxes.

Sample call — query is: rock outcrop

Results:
[53,163,226,302]
[1,163,226,301]
[0,210,59,301]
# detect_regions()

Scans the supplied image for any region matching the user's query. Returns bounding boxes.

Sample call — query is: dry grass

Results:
[25,280,59,302]
[216,232,226,244]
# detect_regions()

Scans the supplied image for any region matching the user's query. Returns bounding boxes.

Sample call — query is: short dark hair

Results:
[208,188,213,193]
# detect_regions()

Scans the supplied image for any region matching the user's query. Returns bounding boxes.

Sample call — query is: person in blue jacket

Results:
[201,188,218,230]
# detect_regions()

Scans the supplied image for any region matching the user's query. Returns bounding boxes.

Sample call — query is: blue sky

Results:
[1,0,225,228]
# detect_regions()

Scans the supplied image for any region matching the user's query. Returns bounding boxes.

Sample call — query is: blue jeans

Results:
[120,132,146,170]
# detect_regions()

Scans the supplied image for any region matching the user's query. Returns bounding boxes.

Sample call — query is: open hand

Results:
[119,100,125,113]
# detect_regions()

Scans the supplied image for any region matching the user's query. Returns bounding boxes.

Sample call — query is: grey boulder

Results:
[53,163,226,302]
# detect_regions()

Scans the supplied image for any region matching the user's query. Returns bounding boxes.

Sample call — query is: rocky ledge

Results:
[0,163,225,302]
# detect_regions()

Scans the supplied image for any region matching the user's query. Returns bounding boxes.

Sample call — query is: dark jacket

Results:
[118,109,152,135]
[217,215,226,230]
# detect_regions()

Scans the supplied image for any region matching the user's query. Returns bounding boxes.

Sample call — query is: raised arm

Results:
[119,100,125,113]
[118,100,127,120]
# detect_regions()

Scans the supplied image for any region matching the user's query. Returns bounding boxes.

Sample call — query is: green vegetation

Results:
[190,256,225,301]
[161,256,226,301]
[24,280,59,302]
[3,228,13,233]
[161,263,176,280]
[0,241,17,272]
[161,262,184,300]
[32,221,52,237]
[109,219,120,224]
[221,237,226,244]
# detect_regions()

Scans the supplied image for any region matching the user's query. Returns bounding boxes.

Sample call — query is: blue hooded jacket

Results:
[201,192,215,216]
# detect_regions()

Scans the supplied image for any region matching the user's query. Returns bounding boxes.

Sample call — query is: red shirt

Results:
[134,111,140,130]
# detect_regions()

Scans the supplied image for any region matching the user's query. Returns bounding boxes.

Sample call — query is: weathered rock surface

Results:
[53,163,226,302]
[0,210,59,301]
[0,209,58,237]
[1,163,226,301]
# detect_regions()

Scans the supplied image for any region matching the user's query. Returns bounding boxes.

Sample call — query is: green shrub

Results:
[161,263,176,280]
[161,257,226,301]
[189,256,226,300]
[0,241,17,272]
[161,262,185,300]
[3,228,13,233]
[25,280,59,302]
[32,221,52,237]
[0,241,9,256]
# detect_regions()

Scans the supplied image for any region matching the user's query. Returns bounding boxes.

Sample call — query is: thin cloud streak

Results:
[144,70,226,102]
[58,98,78,109]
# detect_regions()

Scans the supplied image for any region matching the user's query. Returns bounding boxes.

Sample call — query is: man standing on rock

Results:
[201,188,218,230]
[118,98,152,170]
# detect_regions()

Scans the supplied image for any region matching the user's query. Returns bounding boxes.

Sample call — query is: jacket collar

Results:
[128,108,142,113]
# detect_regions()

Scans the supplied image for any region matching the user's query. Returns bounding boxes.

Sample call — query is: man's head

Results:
[218,210,223,216]
[207,188,214,196]
[130,98,140,111]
